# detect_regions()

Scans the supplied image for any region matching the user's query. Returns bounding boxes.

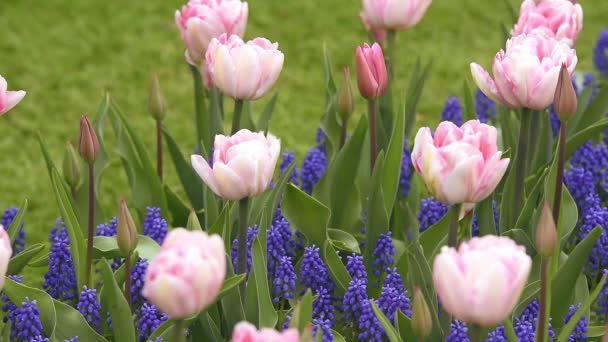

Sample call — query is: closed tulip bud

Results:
[78,115,100,164]
[0,227,12,290]
[536,201,557,258]
[62,141,81,189]
[553,64,578,122]
[356,43,388,100]
[148,74,166,121]
[117,198,138,255]
[412,287,432,339]
[337,68,355,122]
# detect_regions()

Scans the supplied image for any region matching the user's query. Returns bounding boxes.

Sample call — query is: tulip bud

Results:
[337,67,355,122]
[78,115,100,164]
[412,287,432,339]
[187,210,203,231]
[355,43,388,100]
[62,141,81,189]
[553,63,578,122]
[149,74,167,121]
[117,198,138,255]
[536,201,558,258]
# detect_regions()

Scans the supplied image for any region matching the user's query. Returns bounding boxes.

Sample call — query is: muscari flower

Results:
[471,200,499,236]
[1,207,25,253]
[346,254,367,282]
[312,286,335,325]
[231,226,259,274]
[279,149,300,186]
[598,270,608,320]
[312,318,334,342]
[400,139,413,197]
[131,258,149,308]
[301,145,327,195]
[441,96,463,126]
[43,220,77,302]
[137,303,168,342]
[447,320,469,342]
[272,256,296,304]
[358,299,385,342]
[9,298,45,341]
[565,166,597,212]
[418,197,448,232]
[378,268,411,323]
[143,207,168,245]
[372,232,395,277]
[2,275,23,322]
[564,303,587,342]
[578,202,608,279]
[267,209,295,279]
[594,30,608,77]
[300,245,334,293]
[77,286,101,333]
[342,278,368,323]
[475,89,496,123]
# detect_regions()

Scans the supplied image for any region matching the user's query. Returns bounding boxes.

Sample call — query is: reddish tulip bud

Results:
[62,141,81,189]
[355,43,388,100]
[78,115,100,164]
[553,63,578,122]
[337,67,355,122]
[117,198,138,255]
[412,287,432,339]
[536,201,558,258]
[149,74,167,121]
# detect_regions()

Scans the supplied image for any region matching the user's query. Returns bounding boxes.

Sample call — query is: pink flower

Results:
[0,227,11,290]
[411,120,509,205]
[432,235,532,326]
[360,13,387,44]
[0,75,26,116]
[355,43,388,100]
[471,33,577,111]
[142,228,226,319]
[175,0,248,65]
[231,321,300,342]
[191,129,280,201]
[512,0,583,47]
[360,0,432,31]
[205,34,284,100]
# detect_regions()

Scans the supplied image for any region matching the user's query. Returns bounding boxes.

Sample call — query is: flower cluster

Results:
[43,220,77,302]
[2,207,25,253]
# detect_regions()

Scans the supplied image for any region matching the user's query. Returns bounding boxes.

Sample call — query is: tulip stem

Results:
[537,257,551,342]
[512,110,533,229]
[469,325,484,342]
[237,197,249,305]
[340,118,348,148]
[368,99,378,172]
[189,64,205,151]
[175,319,186,342]
[550,122,567,275]
[156,119,163,182]
[448,203,462,248]
[85,163,95,287]
[124,252,132,311]
[231,99,244,134]
[385,30,396,81]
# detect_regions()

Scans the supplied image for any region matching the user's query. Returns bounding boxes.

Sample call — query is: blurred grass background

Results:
[0,0,606,245]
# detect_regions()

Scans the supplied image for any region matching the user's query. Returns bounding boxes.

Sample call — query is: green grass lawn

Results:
[0,0,607,246]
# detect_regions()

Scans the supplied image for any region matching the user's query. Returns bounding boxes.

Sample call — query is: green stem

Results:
[231,99,244,134]
[237,197,249,305]
[175,319,186,342]
[368,99,378,172]
[550,122,567,275]
[85,163,95,287]
[189,65,204,151]
[340,118,348,148]
[385,30,396,82]
[537,257,551,342]
[469,324,484,342]
[156,119,163,182]
[448,204,462,248]
[503,318,518,342]
[512,109,533,227]
[124,252,132,311]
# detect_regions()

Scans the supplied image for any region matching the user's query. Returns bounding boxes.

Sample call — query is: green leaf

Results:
[514,168,548,231]
[395,310,416,342]
[221,258,244,334]
[209,203,233,254]
[404,61,432,138]
[53,299,108,341]
[570,85,608,137]
[323,241,352,295]
[382,103,405,213]
[328,229,360,254]
[565,118,608,159]
[187,210,203,231]
[164,185,190,227]
[365,152,389,290]
[587,326,608,338]
[372,301,403,342]
[4,277,57,338]
[7,199,27,246]
[163,127,204,211]
[319,44,341,161]
[556,273,607,342]
[419,212,449,260]
[290,289,313,333]
[7,243,45,275]
[477,196,497,236]
[283,184,330,250]
[190,64,211,151]
[251,238,278,328]
[219,274,247,299]
[50,168,87,292]
[503,229,536,255]
[551,226,603,330]
[249,162,295,225]
[99,258,137,342]
[257,93,278,133]
[93,235,160,260]
[462,80,477,121]
[108,100,168,218]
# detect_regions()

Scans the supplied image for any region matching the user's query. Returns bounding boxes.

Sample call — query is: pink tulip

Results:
[471,33,577,111]
[356,43,388,100]
[191,129,280,201]
[433,235,532,326]
[411,120,509,205]
[231,321,300,342]
[205,34,284,100]
[0,75,26,116]
[512,0,583,47]
[142,228,226,319]
[360,13,387,44]
[360,0,432,31]
[0,227,12,290]
[175,0,248,65]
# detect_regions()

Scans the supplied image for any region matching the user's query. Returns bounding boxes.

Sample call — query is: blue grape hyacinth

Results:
[346,254,367,282]
[2,207,25,253]
[279,149,300,185]
[399,140,413,197]
[43,219,77,302]
[378,268,411,323]
[372,232,395,277]
[342,278,368,323]
[137,303,168,342]
[2,275,23,322]
[142,207,168,245]
[594,29,608,76]
[131,258,149,308]
[231,226,259,274]
[301,145,327,194]
[272,256,296,304]
[475,89,496,123]
[441,96,463,126]
[300,245,334,293]
[418,197,448,232]
[358,299,385,341]
[9,298,45,341]
[77,286,101,333]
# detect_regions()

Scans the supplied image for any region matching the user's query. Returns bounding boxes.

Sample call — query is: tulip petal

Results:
[470,63,506,107]
[232,45,262,99]
[191,155,221,197]
[213,162,248,200]
[213,45,238,98]
[2,91,26,115]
